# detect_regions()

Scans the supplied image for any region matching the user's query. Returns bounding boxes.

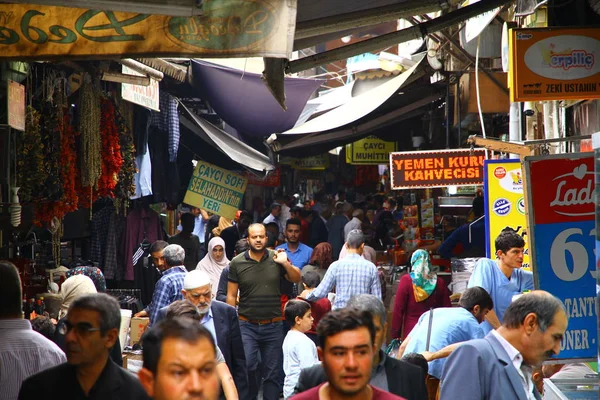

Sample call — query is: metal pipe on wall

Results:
[509,102,520,159]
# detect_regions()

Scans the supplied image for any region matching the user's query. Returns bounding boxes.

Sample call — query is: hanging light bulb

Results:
[9,186,21,227]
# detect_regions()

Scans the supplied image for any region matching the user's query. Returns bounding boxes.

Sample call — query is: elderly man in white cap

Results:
[156,270,249,399]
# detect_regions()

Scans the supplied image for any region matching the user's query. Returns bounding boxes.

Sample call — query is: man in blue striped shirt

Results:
[134,244,187,325]
[0,261,66,400]
[305,230,381,309]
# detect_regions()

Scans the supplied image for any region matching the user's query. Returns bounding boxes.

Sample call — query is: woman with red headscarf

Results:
[301,242,333,281]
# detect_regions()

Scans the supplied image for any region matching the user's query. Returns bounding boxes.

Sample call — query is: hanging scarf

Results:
[59,275,97,319]
[409,249,437,302]
[196,237,230,294]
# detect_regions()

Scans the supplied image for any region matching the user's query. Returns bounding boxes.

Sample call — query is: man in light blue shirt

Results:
[277,218,313,270]
[305,230,381,309]
[468,229,534,334]
[277,218,313,300]
[399,286,494,379]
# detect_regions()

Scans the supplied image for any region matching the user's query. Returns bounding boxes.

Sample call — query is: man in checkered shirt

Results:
[304,230,381,309]
[135,244,187,325]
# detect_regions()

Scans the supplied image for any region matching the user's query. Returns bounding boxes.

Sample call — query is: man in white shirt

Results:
[263,202,284,240]
[441,290,568,400]
[0,261,66,400]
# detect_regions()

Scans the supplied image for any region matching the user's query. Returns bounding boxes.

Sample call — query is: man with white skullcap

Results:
[156,270,249,399]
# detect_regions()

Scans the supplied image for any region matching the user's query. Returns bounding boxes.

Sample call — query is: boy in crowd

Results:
[283,299,319,399]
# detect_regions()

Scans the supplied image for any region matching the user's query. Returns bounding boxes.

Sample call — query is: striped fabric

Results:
[0,319,66,400]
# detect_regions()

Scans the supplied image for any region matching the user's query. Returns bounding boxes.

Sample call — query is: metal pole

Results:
[287,0,510,74]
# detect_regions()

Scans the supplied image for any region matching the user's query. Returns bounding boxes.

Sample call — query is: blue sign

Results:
[533,220,596,359]
[525,153,597,360]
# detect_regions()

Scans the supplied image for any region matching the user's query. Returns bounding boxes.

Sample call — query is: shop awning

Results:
[275,90,443,156]
[189,59,323,137]
[178,103,275,175]
[280,55,424,136]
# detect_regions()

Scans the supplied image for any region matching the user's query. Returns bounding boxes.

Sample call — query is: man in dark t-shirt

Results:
[227,223,301,400]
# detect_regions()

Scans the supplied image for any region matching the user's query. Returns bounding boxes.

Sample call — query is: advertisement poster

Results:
[0,2,297,60]
[524,153,596,360]
[483,160,529,269]
[509,27,600,102]
[183,161,247,220]
[390,149,486,190]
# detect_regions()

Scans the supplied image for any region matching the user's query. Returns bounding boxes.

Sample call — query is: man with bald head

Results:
[441,290,568,400]
[157,270,248,399]
[0,261,65,400]
[228,223,302,400]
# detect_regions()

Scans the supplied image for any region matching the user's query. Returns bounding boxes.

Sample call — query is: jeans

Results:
[240,320,284,400]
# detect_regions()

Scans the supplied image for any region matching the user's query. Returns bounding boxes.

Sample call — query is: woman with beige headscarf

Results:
[196,237,230,295]
[56,275,122,365]
[58,275,97,320]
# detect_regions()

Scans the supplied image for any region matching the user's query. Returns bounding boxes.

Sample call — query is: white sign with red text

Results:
[121,65,160,112]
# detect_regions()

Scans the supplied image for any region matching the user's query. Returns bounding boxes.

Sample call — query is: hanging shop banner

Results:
[0,2,297,60]
[484,160,530,269]
[183,161,247,220]
[245,167,280,187]
[121,65,160,111]
[390,149,486,190]
[524,153,596,360]
[7,80,25,131]
[345,136,397,165]
[509,27,600,102]
[288,155,329,170]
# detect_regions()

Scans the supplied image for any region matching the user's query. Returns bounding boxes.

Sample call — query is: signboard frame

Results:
[7,80,25,131]
[389,148,486,190]
[483,159,530,268]
[524,152,596,362]
[0,2,296,60]
[121,65,160,111]
[345,136,398,165]
[183,161,248,220]
[509,26,600,102]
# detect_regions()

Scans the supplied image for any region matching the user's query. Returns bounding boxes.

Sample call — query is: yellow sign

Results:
[484,160,530,269]
[0,2,295,60]
[509,27,600,102]
[345,136,397,165]
[183,161,247,219]
[289,155,329,170]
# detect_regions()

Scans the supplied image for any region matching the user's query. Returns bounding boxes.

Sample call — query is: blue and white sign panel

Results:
[525,153,596,360]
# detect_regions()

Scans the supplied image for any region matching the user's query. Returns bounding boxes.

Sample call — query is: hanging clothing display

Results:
[90,199,116,265]
[150,92,180,162]
[121,206,164,281]
[148,126,180,204]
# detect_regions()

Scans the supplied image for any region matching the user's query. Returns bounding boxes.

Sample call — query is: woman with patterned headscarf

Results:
[301,243,333,281]
[391,249,451,339]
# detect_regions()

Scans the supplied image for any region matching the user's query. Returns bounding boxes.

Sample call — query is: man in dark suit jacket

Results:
[295,294,427,400]
[156,270,249,399]
[19,293,149,400]
[441,291,567,400]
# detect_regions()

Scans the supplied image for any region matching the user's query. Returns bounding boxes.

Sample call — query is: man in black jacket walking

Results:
[19,293,149,400]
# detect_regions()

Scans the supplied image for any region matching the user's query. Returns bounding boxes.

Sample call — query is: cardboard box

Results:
[130,317,149,345]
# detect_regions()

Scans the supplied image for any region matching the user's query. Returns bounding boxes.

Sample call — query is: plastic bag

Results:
[385,338,402,359]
